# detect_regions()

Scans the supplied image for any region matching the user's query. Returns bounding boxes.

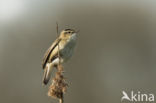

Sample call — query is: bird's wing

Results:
[42,38,61,69]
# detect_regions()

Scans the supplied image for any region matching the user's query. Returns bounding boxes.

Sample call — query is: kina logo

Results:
[121,91,154,102]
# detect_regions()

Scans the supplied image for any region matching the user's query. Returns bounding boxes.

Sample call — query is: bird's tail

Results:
[42,63,54,85]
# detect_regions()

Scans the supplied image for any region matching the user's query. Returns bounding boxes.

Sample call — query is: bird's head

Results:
[60,29,78,40]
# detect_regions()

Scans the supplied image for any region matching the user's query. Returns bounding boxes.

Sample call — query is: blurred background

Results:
[0,0,156,103]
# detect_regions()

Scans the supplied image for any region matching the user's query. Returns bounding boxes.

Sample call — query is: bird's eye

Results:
[68,32,71,33]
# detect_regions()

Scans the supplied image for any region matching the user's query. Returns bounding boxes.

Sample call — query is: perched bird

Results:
[42,29,78,85]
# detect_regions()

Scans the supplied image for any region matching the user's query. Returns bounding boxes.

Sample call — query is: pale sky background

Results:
[0,0,156,103]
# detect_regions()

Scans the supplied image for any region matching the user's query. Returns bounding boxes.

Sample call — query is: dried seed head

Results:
[48,64,68,101]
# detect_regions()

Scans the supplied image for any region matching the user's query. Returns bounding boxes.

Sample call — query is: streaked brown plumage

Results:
[42,29,77,85]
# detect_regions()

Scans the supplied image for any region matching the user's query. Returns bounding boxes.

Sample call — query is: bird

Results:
[42,29,78,85]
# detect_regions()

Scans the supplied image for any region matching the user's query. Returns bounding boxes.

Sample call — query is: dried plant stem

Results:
[59,97,63,103]
[48,64,67,103]
[56,22,61,65]
[48,23,67,103]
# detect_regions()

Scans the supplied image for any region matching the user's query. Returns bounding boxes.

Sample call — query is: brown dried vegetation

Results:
[48,65,68,103]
